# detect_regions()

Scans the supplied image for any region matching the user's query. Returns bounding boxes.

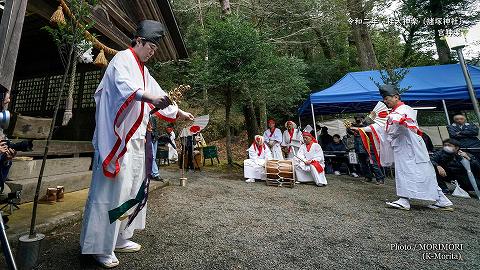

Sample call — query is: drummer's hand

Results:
[349,127,359,131]
[305,160,311,165]
[369,111,376,119]
[177,109,194,121]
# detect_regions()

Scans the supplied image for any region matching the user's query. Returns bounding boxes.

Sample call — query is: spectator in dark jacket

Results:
[318,126,333,149]
[422,132,435,153]
[325,134,345,175]
[431,138,480,194]
[447,112,480,159]
[0,84,15,193]
[347,113,383,183]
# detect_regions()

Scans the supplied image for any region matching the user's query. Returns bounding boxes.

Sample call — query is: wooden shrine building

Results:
[0,0,187,203]
[0,0,187,141]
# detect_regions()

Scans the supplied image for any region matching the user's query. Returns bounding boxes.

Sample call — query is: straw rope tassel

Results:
[94,49,108,67]
[50,6,66,25]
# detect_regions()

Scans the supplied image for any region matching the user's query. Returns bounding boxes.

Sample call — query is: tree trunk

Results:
[429,0,451,64]
[347,0,378,70]
[313,28,336,59]
[401,27,417,65]
[243,96,259,143]
[258,100,267,131]
[225,88,233,166]
[219,0,231,16]
[63,50,78,126]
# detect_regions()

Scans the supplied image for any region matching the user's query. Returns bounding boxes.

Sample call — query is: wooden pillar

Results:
[0,0,29,91]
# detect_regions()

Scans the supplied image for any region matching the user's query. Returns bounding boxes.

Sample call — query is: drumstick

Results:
[293,153,308,164]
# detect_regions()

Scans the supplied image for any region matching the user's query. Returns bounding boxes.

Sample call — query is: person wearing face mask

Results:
[431,139,480,195]
[447,113,480,160]
[79,20,195,268]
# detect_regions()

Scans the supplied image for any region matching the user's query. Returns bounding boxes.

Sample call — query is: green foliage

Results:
[42,0,97,65]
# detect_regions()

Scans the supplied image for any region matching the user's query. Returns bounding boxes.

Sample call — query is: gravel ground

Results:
[9,170,480,270]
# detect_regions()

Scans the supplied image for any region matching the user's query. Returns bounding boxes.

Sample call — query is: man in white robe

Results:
[294,132,327,187]
[244,135,273,182]
[80,20,194,268]
[378,84,453,211]
[166,126,178,162]
[263,119,284,160]
[281,121,303,159]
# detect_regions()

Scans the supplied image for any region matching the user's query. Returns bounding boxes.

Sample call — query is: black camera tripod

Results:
[0,190,21,215]
[0,211,17,269]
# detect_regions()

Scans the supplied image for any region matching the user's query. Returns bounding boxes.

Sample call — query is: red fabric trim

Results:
[268,128,275,137]
[129,47,144,85]
[102,49,148,178]
[389,119,423,136]
[253,143,264,156]
[148,103,176,123]
[367,132,381,168]
[288,129,294,142]
[358,129,371,156]
[287,129,294,153]
[102,90,143,178]
[391,102,405,112]
[302,132,318,143]
[306,142,313,152]
[310,160,324,173]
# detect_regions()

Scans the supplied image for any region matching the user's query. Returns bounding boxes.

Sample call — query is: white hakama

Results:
[386,104,450,203]
[168,131,178,161]
[263,128,284,160]
[244,144,272,180]
[294,143,327,186]
[281,129,303,160]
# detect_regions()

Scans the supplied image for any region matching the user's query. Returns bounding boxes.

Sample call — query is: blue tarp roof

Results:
[298,64,480,116]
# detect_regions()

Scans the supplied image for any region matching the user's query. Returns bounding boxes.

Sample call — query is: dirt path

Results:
[17,170,480,269]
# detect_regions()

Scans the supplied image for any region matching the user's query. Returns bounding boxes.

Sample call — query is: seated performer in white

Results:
[294,132,327,187]
[166,126,178,162]
[244,135,272,183]
[281,120,304,159]
[263,119,284,160]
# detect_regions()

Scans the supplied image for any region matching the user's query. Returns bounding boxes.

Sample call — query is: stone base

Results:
[7,171,92,204]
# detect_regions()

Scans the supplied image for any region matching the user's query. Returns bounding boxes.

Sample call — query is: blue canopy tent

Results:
[298,64,480,138]
[299,63,480,115]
